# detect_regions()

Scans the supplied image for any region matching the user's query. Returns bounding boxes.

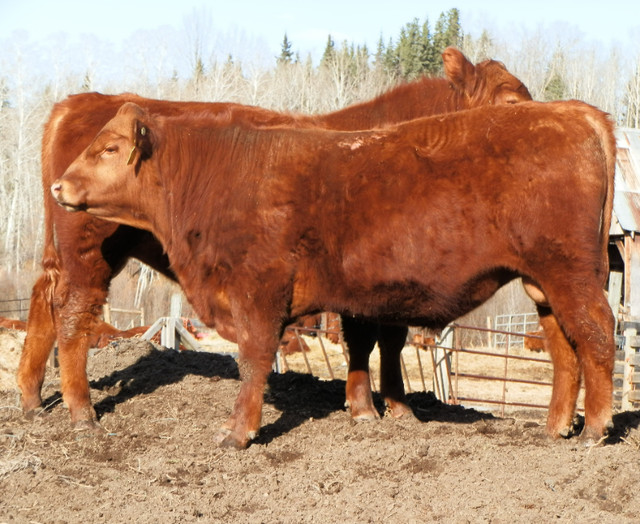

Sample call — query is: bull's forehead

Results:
[104,113,133,136]
[481,61,514,82]
[479,61,531,99]
[87,128,127,154]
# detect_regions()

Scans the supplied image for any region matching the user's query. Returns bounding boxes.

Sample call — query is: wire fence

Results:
[493,312,540,349]
[1,298,628,416]
[0,298,30,321]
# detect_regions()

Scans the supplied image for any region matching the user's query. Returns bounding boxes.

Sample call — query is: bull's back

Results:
[309,101,613,286]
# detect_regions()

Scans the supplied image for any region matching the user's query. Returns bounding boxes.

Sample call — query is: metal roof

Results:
[612,127,640,234]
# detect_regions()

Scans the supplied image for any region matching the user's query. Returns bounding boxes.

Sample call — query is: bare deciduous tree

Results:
[624,54,640,128]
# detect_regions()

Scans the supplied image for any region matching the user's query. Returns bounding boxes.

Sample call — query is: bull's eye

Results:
[103,145,118,155]
[495,92,521,105]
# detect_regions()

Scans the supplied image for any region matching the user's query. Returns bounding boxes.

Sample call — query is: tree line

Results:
[1,8,639,313]
[277,9,463,81]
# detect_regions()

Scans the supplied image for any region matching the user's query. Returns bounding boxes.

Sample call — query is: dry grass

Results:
[0,429,42,480]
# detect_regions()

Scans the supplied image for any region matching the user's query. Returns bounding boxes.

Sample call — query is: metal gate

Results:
[277,320,636,416]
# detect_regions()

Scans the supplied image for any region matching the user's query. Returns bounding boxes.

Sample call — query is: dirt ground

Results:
[2,328,640,524]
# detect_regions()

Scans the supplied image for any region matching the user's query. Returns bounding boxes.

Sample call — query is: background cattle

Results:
[0,317,27,331]
[52,99,616,449]
[524,330,546,352]
[18,48,531,431]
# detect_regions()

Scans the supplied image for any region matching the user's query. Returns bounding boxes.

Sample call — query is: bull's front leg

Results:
[215,312,282,450]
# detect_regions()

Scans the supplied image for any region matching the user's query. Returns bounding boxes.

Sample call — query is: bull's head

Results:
[51,102,157,230]
[442,47,532,107]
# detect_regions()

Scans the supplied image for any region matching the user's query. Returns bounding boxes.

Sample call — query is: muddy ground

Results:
[1,329,640,523]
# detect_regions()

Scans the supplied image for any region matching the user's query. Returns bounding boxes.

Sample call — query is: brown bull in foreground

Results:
[52,100,616,449]
[18,48,532,428]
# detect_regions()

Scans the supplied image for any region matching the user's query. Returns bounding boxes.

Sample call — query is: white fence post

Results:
[622,320,640,410]
[432,325,454,402]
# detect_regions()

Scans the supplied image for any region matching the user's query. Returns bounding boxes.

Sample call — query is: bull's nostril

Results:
[51,183,62,197]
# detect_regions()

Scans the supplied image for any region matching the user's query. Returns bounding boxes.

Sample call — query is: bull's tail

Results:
[40,193,61,307]
[39,107,64,312]
[586,108,617,286]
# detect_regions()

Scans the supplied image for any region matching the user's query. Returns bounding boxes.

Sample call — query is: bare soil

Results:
[2,328,640,523]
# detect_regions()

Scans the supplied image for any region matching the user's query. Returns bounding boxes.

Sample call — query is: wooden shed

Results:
[609,128,640,323]
[609,128,640,408]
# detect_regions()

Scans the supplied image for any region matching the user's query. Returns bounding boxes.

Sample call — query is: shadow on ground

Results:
[38,343,640,446]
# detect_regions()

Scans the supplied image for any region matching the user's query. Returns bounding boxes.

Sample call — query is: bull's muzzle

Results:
[51,180,85,212]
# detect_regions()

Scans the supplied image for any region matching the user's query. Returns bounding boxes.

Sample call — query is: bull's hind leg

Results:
[574,294,615,441]
[342,316,380,420]
[51,225,163,428]
[378,324,412,418]
[544,283,615,441]
[536,306,582,438]
[17,275,58,415]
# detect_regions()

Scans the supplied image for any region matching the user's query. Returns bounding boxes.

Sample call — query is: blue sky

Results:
[1,0,638,59]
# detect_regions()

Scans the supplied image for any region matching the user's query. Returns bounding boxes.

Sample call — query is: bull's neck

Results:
[149,126,233,258]
[318,76,458,129]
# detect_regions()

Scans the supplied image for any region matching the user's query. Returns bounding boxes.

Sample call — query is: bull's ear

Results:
[442,47,475,92]
[118,102,153,166]
[134,119,153,160]
[125,118,154,166]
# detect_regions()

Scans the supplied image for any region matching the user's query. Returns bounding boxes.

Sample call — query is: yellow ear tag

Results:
[127,126,147,165]
[126,145,137,165]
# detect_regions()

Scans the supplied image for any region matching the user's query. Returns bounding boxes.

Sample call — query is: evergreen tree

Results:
[383,37,398,77]
[0,77,10,109]
[389,15,463,80]
[352,43,370,80]
[444,8,462,48]
[544,49,567,101]
[81,71,93,92]
[432,8,463,72]
[277,33,294,65]
[475,29,494,61]
[373,35,386,71]
[395,27,410,76]
[189,45,206,87]
[357,44,370,65]
[433,8,462,51]
[544,72,567,101]
[396,18,430,80]
[419,18,437,74]
[320,35,336,68]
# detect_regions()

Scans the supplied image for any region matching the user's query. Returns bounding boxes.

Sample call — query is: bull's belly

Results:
[319,268,515,327]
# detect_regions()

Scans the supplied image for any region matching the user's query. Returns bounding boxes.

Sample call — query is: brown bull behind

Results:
[18,48,531,429]
[52,100,616,449]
